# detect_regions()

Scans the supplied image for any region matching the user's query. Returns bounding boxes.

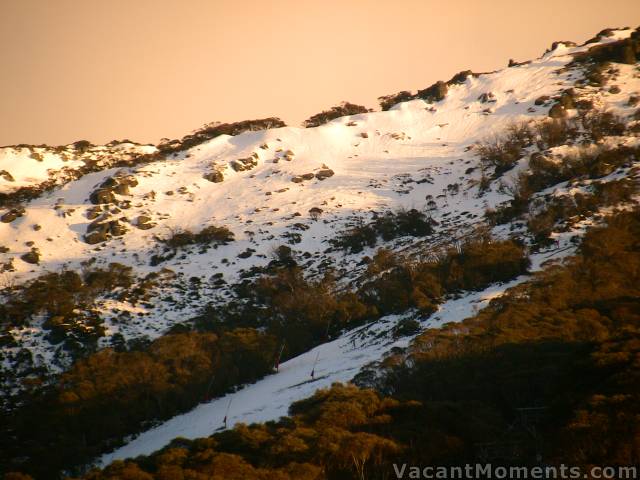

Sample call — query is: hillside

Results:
[1,25,640,479]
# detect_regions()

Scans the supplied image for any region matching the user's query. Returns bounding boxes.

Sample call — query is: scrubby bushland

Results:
[75,384,402,480]
[157,225,234,249]
[478,110,628,182]
[527,177,638,246]
[378,90,414,111]
[476,122,535,176]
[302,102,370,128]
[530,143,635,190]
[202,229,527,356]
[0,329,278,478]
[582,110,627,141]
[359,235,529,316]
[151,225,235,265]
[572,27,640,66]
[333,208,436,254]
[1,225,530,478]
[416,80,448,103]
[377,71,476,110]
[0,264,135,348]
[569,27,640,88]
[0,149,162,209]
[159,118,286,154]
[150,225,235,266]
[75,210,640,480]
[203,249,372,355]
[486,143,638,228]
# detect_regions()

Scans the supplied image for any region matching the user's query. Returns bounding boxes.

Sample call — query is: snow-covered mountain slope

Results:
[1,26,639,430]
[0,141,157,197]
[99,243,576,465]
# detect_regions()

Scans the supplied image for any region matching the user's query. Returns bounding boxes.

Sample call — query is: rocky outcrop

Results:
[230,154,258,172]
[315,168,335,181]
[20,248,40,264]
[89,173,138,205]
[84,217,128,244]
[1,207,25,223]
[203,170,224,183]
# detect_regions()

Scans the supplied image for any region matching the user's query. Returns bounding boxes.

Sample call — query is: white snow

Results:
[0,26,638,463]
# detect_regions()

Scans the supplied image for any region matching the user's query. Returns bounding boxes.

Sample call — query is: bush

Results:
[302,102,370,128]
[378,91,414,111]
[416,80,448,103]
[158,225,234,250]
[534,118,577,149]
[333,209,435,253]
[572,35,639,65]
[582,110,626,141]
[159,118,286,154]
[477,123,533,176]
[1,330,278,477]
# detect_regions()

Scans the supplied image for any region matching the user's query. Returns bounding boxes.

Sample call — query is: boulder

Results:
[315,169,335,181]
[549,104,567,119]
[135,215,156,230]
[1,207,25,223]
[20,248,40,264]
[89,188,116,205]
[203,170,224,183]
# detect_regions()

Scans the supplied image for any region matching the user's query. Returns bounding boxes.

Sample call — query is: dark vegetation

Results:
[0,263,136,353]
[332,208,436,253]
[479,101,637,234]
[302,102,370,128]
[200,233,528,357]
[1,329,278,478]
[569,26,640,89]
[1,117,287,209]
[476,109,626,179]
[4,26,640,480]
[151,225,235,265]
[572,26,640,66]
[65,209,640,480]
[158,118,286,155]
[486,136,640,232]
[378,70,477,110]
[0,232,529,478]
[526,176,638,246]
[0,149,159,209]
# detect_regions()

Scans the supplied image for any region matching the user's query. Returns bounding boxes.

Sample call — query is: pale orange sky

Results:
[1,0,639,146]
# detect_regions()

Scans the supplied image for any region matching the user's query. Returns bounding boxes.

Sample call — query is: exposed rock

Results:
[135,215,156,230]
[20,248,40,264]
[1,207,25,223]
[292,173,315,183]
[89,173,138,204]
[84,218,128,244]
[84,230,109,245]
[89,188,116,205]
[315,168,335,181]
[549,104,567,118]
[478,92,496,103]
[203,170,224,183]
[0,170,15,182]
[230,157,258,172]
[86,206,103,220]
[416,81,448,103]
[534,95,551,106]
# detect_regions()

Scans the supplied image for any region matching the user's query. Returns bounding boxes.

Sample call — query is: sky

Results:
[1,0,639,146]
